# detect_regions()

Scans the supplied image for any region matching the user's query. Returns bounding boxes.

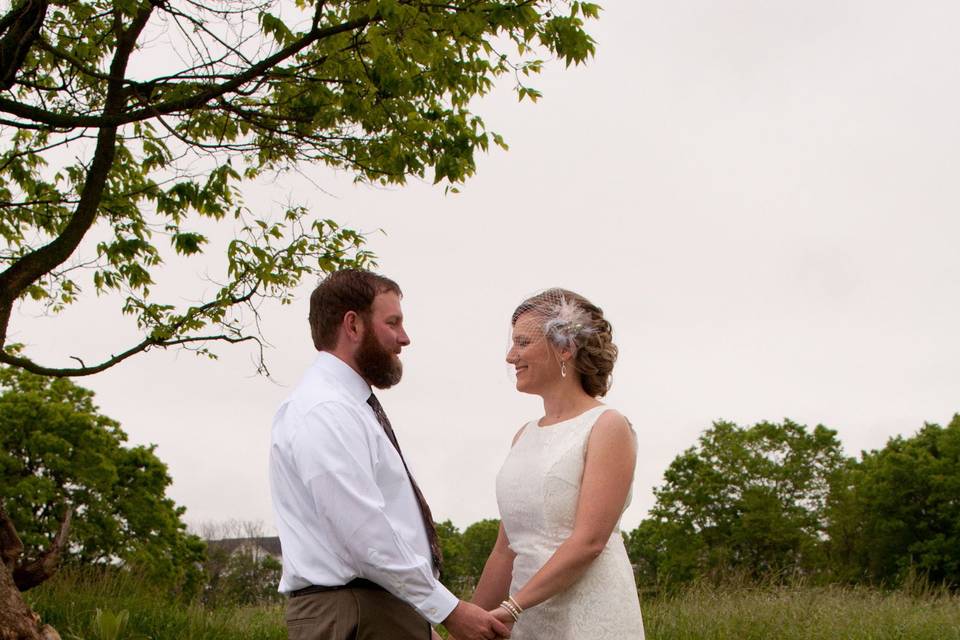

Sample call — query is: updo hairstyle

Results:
[511,289,618,397]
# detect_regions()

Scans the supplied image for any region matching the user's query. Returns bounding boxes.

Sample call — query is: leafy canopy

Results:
[0,0,599,376]
[826,415,960,587]
[435,517,500,596]
[628,419,848,585]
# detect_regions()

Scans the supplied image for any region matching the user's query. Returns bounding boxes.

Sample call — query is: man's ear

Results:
[341,310,365,344]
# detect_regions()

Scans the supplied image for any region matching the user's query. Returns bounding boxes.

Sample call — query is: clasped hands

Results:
[440,600,514,640]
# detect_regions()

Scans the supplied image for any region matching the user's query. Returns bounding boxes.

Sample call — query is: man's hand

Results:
[442,600,511,640]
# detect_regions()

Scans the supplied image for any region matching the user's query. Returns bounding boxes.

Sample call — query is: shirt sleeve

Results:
[291,401,459,624]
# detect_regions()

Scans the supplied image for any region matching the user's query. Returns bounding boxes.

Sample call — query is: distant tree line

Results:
[435,518,501,597]
[2,365,957,609]
[625,417,960,592]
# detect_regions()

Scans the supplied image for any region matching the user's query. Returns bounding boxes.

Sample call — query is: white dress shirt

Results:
[269,351,458,624]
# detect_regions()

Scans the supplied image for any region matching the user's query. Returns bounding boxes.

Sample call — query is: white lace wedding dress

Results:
[495,405,645,639]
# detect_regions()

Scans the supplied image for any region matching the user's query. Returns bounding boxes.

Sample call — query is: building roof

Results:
[206,536,282,557]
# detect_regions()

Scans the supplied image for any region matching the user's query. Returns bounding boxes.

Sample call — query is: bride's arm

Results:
[471,522,516,609]
[506,410,637,614]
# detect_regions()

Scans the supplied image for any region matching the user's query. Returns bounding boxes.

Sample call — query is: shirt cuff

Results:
[412,581,459,625]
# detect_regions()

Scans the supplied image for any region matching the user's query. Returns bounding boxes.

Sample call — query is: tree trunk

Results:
[0,567,43,640]
[0,505,65,640]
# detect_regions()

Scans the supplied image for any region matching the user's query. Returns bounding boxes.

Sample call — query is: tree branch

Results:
[0,0,49,90]
[12,506,72,592]
[0,3,155,340]
[0,333,262,377]
[0,14,376,129]
[0,502,24,571]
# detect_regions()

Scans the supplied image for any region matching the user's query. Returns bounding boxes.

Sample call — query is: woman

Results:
[471,289,644,639]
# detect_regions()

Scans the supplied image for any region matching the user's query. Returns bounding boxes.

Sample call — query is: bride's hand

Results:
[488,606,516,630]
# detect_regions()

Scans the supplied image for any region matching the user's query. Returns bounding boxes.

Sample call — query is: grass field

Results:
[27,569,285,640]
[26,571,960,640]
[641,583,960,640]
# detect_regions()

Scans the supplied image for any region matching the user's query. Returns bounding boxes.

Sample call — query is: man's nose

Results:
[398,328,411,346]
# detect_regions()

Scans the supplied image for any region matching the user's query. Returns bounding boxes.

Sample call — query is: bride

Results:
[469,289,645,639]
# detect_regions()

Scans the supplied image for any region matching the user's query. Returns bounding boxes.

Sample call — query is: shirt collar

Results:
[314,351,372,403]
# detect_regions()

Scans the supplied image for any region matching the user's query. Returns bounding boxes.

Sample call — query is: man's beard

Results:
[356,328,403,389]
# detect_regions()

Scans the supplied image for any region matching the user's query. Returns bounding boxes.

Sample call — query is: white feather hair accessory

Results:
[542,294,595,351]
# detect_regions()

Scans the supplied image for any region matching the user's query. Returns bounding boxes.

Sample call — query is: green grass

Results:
[26,568,284,640]
[643,583,960,640]
[26,570,960,640]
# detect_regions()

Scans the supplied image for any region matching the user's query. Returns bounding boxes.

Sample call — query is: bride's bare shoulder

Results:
[591,408,635,439]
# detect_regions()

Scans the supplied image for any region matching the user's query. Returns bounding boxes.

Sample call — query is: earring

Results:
[561,361,567,378]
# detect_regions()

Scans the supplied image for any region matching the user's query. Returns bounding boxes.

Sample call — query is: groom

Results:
[269,269,510,640]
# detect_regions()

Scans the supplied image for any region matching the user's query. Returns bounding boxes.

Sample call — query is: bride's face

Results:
[507,312,558,394]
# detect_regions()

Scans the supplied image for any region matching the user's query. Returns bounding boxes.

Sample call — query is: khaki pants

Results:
[285,586,430,640]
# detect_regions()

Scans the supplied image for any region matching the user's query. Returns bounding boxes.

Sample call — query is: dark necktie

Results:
[366,393,443,575]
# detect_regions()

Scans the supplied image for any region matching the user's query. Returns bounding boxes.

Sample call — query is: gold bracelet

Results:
[507,594,524,614]
[499,601,520,622]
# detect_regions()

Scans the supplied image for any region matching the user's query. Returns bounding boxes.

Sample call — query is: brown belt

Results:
[290,578,383,598]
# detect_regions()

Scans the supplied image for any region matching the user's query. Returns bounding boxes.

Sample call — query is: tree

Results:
[0,364,204,637]
[461,518,499,582]
[826,415,960,587]
[0,0,598,379]
[0,2,598,635]
[623,517,672,593]
[629,419,848,586]
[436,519,470,596]
[435,518,500,597]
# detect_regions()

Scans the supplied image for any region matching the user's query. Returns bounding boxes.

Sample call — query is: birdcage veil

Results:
[507,288,599,367]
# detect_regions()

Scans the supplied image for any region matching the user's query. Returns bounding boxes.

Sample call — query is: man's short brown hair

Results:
[308,269,402,350]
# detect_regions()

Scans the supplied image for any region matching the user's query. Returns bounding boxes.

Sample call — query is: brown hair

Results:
[309,269,401,350]
[512,289,618,397]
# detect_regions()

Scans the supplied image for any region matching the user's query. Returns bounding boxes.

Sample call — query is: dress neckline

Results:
[535,404,606,429]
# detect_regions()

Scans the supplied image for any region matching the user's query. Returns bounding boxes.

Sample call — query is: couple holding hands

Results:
[269,269,645,640]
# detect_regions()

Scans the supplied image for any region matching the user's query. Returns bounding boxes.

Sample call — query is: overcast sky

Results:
[12,1,960,534]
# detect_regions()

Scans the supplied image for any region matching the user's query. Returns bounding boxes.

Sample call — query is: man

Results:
[270,269,510,640]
